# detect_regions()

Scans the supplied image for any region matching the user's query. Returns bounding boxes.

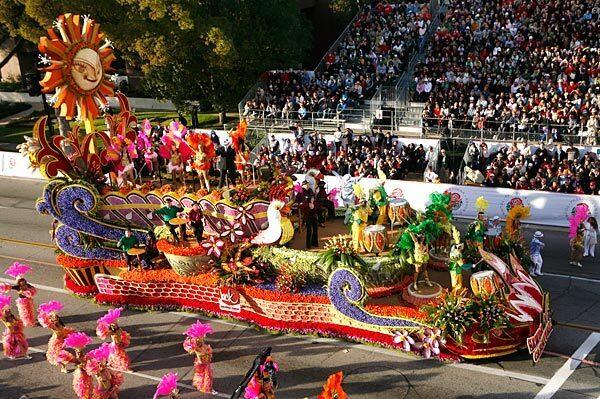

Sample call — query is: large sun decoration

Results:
[39,14,116,125]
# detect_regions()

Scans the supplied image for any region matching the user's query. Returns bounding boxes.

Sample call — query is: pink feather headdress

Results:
[569,205,590,238]
[64,332,93,349]
[153,372,179,399]
[184,321,213,338]
[88,342,112,362]
[97,307,123,326]
[0,294,11,311]
[5,262,31,279]
[38,300,63,315]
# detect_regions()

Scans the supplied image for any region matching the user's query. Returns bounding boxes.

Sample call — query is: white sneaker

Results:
[577,263,583,268]
[537,272,543,276]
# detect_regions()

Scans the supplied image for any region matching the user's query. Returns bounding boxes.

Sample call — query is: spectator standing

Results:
[529,231,545,276]
[583,217,598,258]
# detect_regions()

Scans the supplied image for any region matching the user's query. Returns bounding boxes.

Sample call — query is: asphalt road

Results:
[0,176,599,399]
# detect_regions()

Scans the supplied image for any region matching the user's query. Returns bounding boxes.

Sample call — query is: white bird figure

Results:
[251,200,288,245]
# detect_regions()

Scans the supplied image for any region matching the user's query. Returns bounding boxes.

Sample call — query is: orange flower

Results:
[157,239,210,256]
[159,184,173,194]
[56,253,126,269]
[119,268,219,287]
[318,372,348,399]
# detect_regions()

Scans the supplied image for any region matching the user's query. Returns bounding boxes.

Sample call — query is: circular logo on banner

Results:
[391,188,404,199]
[8,157,16,168]
[444,189,464,212]
[506,197,524,212]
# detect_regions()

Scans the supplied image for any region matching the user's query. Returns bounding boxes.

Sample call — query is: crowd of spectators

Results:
[244,1,431,121]
[252,127,439,181]
[463,141,600,195]
[415,0,599,142]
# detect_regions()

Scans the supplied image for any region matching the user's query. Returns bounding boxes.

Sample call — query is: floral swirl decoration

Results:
[327,268,428,329]
[37,180,147,259]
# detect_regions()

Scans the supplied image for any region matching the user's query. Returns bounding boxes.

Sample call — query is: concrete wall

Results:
[0,92,176,111]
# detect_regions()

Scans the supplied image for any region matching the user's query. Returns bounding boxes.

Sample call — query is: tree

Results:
[0,0,312,115]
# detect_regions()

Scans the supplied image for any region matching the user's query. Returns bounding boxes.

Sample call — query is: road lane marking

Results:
[5,275,554,388]
[22,346,229,398]
[0,236,55,248]
[0,254,61,268]
[542,272,600,284]
[534,332,600,399]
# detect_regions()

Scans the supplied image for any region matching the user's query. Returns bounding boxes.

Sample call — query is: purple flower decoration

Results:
[201,236,225,258]
[393,330,415,352]
[219,221,244,243]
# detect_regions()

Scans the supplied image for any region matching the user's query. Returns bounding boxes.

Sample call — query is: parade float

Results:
[22,13,552,363]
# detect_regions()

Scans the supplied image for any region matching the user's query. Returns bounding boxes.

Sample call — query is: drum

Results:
[127,248,146,256]
[363,225,388,254]
[168,217,187,226]
[470,271,499,296]
[388,198,410,228]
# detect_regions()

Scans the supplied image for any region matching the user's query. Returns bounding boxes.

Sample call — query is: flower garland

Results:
[56,253,127,269]
[119,269,219,287]
[156,239,210,256]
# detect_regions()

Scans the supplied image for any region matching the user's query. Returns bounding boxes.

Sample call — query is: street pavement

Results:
[0,176,599,399]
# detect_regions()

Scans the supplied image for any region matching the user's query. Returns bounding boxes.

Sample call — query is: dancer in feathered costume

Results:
[504,204,530,242]
[159,121,193,187]
[38,300,75,372]
[187,132,216,191]
[569,205,589,267]
[87,343,124,399]
[0,294,29,360]
[230,119,249,183]
[244,356,279,399]
[96,308,131,372]
[64,332,94,399]
[2,262,37,327]
[153,372,180,399]
[183,321,215,394]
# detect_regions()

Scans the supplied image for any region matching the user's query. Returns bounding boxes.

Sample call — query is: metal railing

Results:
[424,124,599,146]
[314,13,359,73]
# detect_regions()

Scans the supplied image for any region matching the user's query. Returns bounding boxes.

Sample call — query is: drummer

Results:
[117,228,139,268]
[155,198,185,243]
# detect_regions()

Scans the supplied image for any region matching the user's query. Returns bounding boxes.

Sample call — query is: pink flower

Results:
[393,330,415,352]
[413,329,443,358]
[201,236,225,258]
[219,221,244,243]
[235,204,255,225]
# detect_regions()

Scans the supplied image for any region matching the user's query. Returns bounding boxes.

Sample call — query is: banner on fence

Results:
[296,174,598,228]
[0,151,43,179]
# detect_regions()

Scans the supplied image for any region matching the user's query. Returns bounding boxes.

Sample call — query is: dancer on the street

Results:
[183,321,215,394]
[64,332,94,399]
[153,372,180,399]
[87,342,124,399]
[0,294,29,360]
[38,300,75,372]
[3,262,37,327]
[96,307,131,372]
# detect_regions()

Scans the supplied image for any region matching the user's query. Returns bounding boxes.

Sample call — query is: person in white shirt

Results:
[423,166,439,183]
[583,217,598,257]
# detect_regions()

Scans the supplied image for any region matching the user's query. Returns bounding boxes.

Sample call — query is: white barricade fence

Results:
[296,174,598,228]
[0,151,44,179]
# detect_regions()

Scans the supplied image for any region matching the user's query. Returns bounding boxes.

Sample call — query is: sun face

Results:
[38,14,115,121]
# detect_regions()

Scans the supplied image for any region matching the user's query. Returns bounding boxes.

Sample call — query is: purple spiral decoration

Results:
[327,268,427,328]
[37,180,147,260]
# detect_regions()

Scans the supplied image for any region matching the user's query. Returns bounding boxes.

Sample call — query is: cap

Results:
[534,231,543,238]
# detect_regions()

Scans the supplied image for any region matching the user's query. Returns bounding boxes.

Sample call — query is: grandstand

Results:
[239,0,598,145]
